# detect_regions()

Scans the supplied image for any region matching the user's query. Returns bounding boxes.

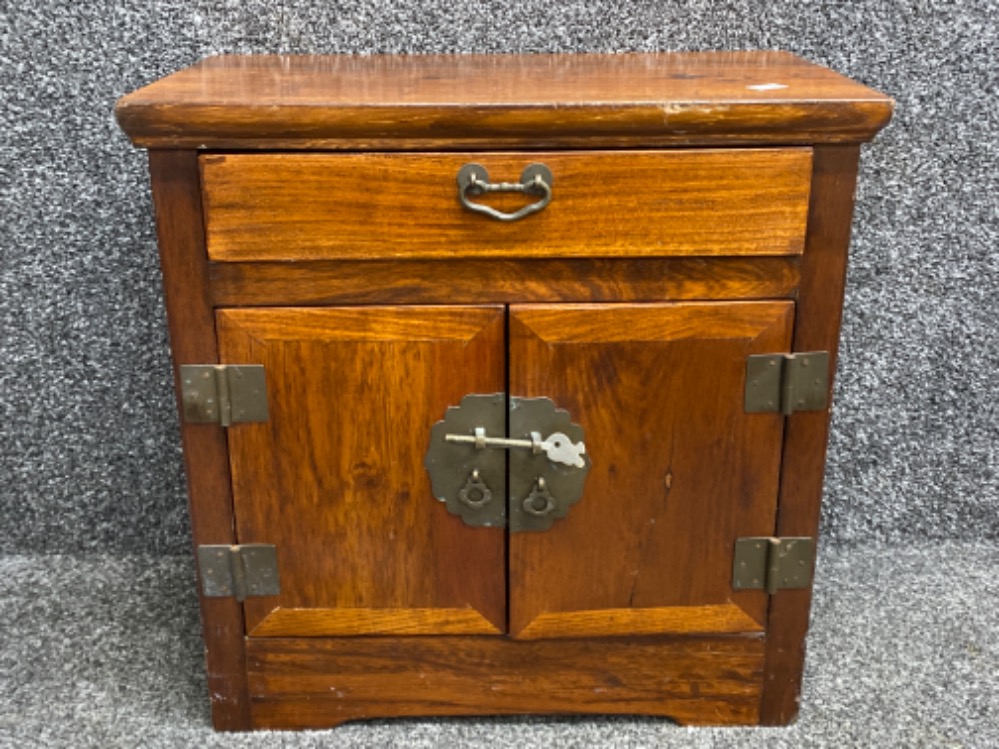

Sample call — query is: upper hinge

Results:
[745,352,830,414]
[196,544,280,602]
[180,364,268,425]
[732,537,815,594]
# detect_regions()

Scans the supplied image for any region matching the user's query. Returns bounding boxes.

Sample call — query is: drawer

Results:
[200,149,812,262]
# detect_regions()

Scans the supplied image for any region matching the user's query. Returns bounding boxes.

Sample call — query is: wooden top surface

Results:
[116,52,893,149]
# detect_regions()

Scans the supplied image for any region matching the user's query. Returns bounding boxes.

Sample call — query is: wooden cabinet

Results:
[117,53,892,730]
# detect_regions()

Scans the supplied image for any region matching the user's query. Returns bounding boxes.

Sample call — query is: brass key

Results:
[445,427,586,468]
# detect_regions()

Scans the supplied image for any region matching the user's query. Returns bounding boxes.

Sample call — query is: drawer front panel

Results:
[201,149,812,262]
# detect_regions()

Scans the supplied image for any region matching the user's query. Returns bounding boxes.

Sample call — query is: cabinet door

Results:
[217,306,506,637]
[508,302,794,638]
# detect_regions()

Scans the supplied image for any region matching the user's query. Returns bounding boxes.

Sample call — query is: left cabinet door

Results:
[216,306,507,637]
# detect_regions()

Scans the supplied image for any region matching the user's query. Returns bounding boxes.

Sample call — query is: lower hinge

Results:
[180,364,268,426]
[732,537,815,594]
[196,544,280,602]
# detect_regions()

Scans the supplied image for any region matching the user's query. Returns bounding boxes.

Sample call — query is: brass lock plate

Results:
[508,397,589,533]
[425,393,508,528]
[424,394,590,531]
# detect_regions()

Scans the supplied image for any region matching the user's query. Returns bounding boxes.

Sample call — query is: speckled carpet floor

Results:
[0,543,995,748]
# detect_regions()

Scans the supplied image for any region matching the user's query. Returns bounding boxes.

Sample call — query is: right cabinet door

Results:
[508,302,794,639]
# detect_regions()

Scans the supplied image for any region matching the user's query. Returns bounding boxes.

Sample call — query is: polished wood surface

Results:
[508,302,793,638]
[249,607,501,637]
[760,145,861,724]
[217,307,507,636]
[147,151,250,730]
[515,604,763,640]
[245,634,765,728]
[209,257,802,307]
[116,52,893,149]
[200,150,812,262]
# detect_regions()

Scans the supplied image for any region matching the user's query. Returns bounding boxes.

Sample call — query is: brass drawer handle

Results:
[457,163,553,222]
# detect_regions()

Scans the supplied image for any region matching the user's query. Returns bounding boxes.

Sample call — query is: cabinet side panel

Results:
[147,150,249,730]
[246,635,765,728]
[761,145,861,725]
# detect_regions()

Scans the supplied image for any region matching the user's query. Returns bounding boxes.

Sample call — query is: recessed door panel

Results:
[508,302,794,638]
[217,306,506,636]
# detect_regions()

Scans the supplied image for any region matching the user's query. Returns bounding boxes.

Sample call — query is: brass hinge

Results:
[180,364,268,425]
[196,544,280,602]
[732,537,815,594]
[744,352,830,414]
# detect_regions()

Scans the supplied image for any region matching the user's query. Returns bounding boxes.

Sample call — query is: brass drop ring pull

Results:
[458,468,493,509]
[522,477,556,518]
[457,163,553,222]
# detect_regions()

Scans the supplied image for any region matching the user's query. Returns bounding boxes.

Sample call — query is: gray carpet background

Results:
[1,1,997,746]
[1,2,997,554]
[2,544,996,748]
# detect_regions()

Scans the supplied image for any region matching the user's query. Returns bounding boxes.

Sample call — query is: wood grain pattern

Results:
[245,635,766,728]
[200,150,811,262]
[515,604,763,639]
[760,146,861,725]
[249,607,501,637]
[147,151,250,730]
[209,257,802,307]
[116,52,893,149]
[508,302,793,638]
[216,306,507,637]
